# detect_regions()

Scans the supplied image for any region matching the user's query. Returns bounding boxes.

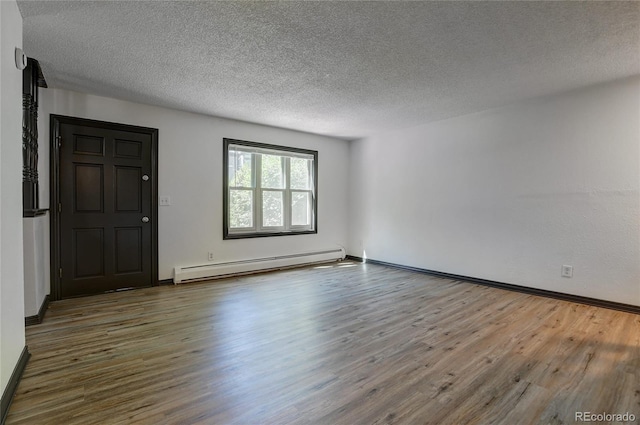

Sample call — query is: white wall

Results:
[349,76,640,306]
[23,216,47,317]
[39,88,350,281]
[1,0,26,395]
[0,0,4,396]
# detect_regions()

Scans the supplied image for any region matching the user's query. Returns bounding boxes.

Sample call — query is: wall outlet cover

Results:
[561,265,573,278]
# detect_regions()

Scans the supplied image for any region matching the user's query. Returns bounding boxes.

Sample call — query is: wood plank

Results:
[6,262,640,424]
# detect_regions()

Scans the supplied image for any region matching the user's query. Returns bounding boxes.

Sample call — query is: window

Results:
[223,138,318,239]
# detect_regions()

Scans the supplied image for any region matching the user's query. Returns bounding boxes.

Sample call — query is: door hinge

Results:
[58,203,62,213]
[56,136,62,148]
[59,268,63,278]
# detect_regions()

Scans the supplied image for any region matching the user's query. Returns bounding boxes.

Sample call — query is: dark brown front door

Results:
[52,116,158,298]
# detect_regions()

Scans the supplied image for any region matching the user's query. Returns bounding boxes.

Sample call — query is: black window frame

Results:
[223,138,318,239]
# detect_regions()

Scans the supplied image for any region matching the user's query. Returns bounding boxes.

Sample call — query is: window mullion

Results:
[284,157,291,231]
[308,158,314,198]
[308,189,314,229]
[255,152,262,232]
[310,159,316,231]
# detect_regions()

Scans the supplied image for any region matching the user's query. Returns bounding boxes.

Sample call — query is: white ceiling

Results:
[18,1,640,140]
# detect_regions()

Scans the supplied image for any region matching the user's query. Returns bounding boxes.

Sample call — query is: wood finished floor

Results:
[6,262,640,425]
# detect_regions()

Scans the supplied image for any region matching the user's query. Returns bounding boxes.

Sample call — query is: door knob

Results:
[142,216,149,223]
[142,174,149,181]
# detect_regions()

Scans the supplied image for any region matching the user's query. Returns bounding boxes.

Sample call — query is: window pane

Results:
[261,154,284,189]
[229,190,253,228]
[290,157,311,190]
[262,191,283,227]
[291,192,310,226]
[228,151,253,188]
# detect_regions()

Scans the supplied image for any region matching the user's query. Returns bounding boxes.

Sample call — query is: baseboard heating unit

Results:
[173,248,345,283]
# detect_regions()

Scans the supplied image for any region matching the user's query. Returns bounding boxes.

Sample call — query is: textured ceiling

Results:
[18,1,640,140]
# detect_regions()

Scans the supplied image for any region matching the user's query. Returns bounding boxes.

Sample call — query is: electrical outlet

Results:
[561,265,573,278]
[159,196,171,206]
[208,252,215,262]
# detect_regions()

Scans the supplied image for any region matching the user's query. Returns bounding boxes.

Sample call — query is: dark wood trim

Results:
[222,138,318,240]
[25,295,50,326]
[345,255,640,315]
[224,138,318,156]
[345,255,365,263]
[35,61,47,88]
[158,279,174,286]
[50,115,61,300]
[150,125,159,289]
[23,208,48,218]
[23,58,42,214]
[223,230,318,240]
[0,346,30,425]
[50,115,159,301]
[222,138,229,238]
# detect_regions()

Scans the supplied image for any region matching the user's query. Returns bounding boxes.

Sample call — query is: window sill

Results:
[223,230,317,240]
